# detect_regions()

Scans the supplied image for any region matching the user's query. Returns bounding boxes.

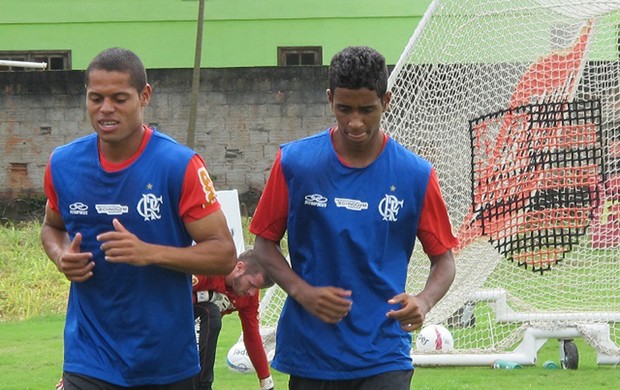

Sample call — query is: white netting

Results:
[250,0,620,366]
[383,0,620,361]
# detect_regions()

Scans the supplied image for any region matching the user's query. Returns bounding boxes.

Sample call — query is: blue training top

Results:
[272,129,431,379]
[50,130,200,386]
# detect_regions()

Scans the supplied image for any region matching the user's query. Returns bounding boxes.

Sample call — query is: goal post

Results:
[236,0,620,369]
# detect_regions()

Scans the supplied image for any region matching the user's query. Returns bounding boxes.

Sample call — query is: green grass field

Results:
[1,314,618,390]
[0,314,289,390]
[0,221,618,389]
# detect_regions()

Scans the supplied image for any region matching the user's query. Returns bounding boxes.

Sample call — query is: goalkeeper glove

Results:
[196,290,233,312]
[259,375,275,390]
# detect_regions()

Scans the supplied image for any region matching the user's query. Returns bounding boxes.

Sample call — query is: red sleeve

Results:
[180,154,221,223]
[192,275,226,293]
[249,150,288,242]
[43,157,59,212]
[237,294,271,380]
[417,168,459,255]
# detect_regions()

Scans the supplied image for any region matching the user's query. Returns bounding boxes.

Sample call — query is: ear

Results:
[382,91,392,112]
[235,261,246,275]
[140,84,152,107]
[326,88,333,105]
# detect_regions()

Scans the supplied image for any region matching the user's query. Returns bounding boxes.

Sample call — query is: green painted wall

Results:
[0,0,432,69]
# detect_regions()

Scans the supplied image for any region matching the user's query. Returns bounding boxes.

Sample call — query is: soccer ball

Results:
[226,341,255,373]
[226,327,276,374]
[415,324,454,352]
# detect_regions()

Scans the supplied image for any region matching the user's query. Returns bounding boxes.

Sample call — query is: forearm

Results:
[148,236,235,275]
[40,220,70,269]
[253,236,308,300]
[240,312,272,382]
[151,209,236,275]
[415,250,456,314]
[245,338,271,379]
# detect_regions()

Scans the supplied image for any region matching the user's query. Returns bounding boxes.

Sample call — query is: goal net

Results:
[382,0,620,365]
[235,0,620,368]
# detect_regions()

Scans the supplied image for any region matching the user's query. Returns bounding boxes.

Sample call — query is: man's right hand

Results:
[296,285,352,324]
[57,232,94,282]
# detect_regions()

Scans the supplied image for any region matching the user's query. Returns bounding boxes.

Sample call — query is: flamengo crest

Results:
[378,194,404,222]
[137,193,163,221]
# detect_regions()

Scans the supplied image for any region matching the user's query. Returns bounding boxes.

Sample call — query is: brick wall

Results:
[0,66,333,212]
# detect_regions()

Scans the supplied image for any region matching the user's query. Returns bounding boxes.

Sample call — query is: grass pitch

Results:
[0,221,617,389]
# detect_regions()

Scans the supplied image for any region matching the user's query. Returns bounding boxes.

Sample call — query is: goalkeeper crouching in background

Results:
[192,248,275,390]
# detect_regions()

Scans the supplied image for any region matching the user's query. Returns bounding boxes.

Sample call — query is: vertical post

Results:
[187,0,206,148]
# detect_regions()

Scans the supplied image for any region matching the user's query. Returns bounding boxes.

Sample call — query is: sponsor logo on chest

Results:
[303,188,404,222]
[66,183,164,221]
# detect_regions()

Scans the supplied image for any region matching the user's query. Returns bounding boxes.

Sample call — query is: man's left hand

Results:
[386,293,429,332]
[98,218,152,266]
[259,375,274,390]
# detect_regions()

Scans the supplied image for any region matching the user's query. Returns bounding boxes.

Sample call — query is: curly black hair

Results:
[328,46,388,97]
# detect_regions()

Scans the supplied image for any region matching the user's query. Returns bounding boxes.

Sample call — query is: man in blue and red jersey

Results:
[250,46,457,390]
[41,47,236,389]
[192,247,275,390]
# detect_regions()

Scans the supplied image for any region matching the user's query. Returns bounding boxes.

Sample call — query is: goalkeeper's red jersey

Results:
[192,275,271,379]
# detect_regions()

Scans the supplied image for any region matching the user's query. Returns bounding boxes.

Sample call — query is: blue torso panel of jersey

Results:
[50,130,199,386]
[273,129,431,380]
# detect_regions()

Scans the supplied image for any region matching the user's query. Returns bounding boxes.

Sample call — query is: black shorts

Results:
[289,369,413,390]
[62,371,196,390]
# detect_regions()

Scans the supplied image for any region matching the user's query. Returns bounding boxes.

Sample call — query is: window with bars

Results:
[277,46,322,66]
[0,50,71,71]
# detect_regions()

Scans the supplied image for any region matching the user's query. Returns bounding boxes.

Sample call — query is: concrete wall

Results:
[0,66,333,211]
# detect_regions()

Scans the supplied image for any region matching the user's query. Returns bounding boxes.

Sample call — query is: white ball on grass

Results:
[226,341,256,373]
[415,324,454,352]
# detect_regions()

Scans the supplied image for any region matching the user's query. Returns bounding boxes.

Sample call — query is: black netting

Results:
[469,100,603,273]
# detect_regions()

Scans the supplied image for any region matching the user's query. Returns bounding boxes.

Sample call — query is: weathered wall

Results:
[0,66,333,212]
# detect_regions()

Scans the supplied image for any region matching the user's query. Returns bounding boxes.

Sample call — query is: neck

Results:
[332,128,385,168]
[224,273,233,287]
[99,125,146,164]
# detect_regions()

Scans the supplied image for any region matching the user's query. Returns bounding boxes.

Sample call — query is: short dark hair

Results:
[328,46,389,97]
[238,248,274,288]
[85,47,148,92]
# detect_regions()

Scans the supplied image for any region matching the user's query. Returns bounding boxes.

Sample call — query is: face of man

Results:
[86,69,151,162]
[229,262,266,297]
[327,87,391,151]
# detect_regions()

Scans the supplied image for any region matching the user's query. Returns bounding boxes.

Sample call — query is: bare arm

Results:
[386,250,456,331]
[40,202,95,282]
[97,209,236,275]
[254,236,352,323]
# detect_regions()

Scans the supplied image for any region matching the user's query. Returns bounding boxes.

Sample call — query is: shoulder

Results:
[52,133,97,156]
[149,130,197,163]
[383,138,434,192]
[151,130,194,153]
[387,137,432,170]
[280,129,331,167]
[50,134,98,168]
[281,128,330,150]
